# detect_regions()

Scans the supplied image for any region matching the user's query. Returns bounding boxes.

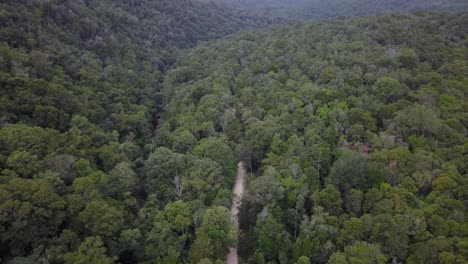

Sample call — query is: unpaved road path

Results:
[227,162,247,264]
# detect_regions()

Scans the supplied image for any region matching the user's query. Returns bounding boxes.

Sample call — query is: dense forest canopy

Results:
[0,0,277,135]
[0,0,467,264]
[0,0,274,262]
[195,0,468,20]
[159,12,468,263]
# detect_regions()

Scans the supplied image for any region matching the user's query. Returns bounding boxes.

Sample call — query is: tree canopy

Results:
[0,1,467,263]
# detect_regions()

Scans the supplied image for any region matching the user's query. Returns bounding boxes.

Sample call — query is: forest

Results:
[194,0,468,20]
[0,0,467,264]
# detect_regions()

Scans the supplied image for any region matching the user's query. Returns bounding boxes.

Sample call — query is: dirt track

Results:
[227,162,247,264]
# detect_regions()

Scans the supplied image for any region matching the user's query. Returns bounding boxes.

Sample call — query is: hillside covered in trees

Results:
[157,12,468,263]
[0,1,467,264]
[195,0,468,20]
[0,0,274,263]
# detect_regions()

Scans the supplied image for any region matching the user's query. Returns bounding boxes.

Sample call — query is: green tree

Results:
[245,121,277,166]
[2,151,43,179]
[144,147,187,201]
[389,105,441,138]
[372,77,407,103]
[117,229,142,255]
[246,175,285,212]
[0,177,65,255]
[327,149,369,192]
[329,241,387,264]
[64,236,116,264]
[146,201,193,261]
[183,158,223,201]
[65,174,102,218]
[189,206,236,262]
[255,216,284,261]
[172,128,197,154]
[192,137,236,178]
[371,214,409,260]
[315,185,343,216]
[296,256,311,264]
[46,229,80,263]
[337,217,366,248]
[78,200,124,239]
[107,162,138,199]
[344,189,364,216]
[294,207,338,263]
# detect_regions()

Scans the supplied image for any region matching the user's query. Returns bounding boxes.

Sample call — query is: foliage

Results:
[0,1,467,263]
[159,12,468,263]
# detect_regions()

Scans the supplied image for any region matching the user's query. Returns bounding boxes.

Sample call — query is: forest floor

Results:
[227,162,247,264]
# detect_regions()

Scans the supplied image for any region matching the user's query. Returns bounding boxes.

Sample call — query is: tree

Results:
[370,214,409,260]
[389,105,441,138]
[192,137,236,178]
[146,201,193,261]
[78,200,124,239]
[294,207,338,263]
[46,154,78,184]
[327,149,369,192]
[245,121,277,166]
[296,256,311,264]
[107,162,138,198]
[328,252,348,264]
[144,147,187,201]
[189,206,236,262]
[246,175,285,212]
[255,216,284,261]
[344,189,363,216]
[117,229,142,256]
[372,77,407,103]
[432,176,458,194]
[46,229,80,263]
[406,237,454,264]
[65,174,102,218]
[2,151,43,179]
[0,177,65,256]
[337,217,366,248]
[315,185,343,216]
[172,128,197,154]
[397,49,418,69]
[183,157,223,201]
[438,251,466,264]
[329,241,387,264]
[98,142,124,172]
[64,236,116,264]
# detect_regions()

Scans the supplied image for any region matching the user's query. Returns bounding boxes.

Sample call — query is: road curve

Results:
[227,162,247,264]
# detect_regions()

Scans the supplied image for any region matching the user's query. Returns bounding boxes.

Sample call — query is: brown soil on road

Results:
[227,161,247,264]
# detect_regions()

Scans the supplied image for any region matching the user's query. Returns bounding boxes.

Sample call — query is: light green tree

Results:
[64,236,116,264]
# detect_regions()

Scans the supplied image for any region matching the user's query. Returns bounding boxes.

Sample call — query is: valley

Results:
[0,1,467,264]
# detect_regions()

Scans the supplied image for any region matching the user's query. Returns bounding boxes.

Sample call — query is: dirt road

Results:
[227,161,247,264]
